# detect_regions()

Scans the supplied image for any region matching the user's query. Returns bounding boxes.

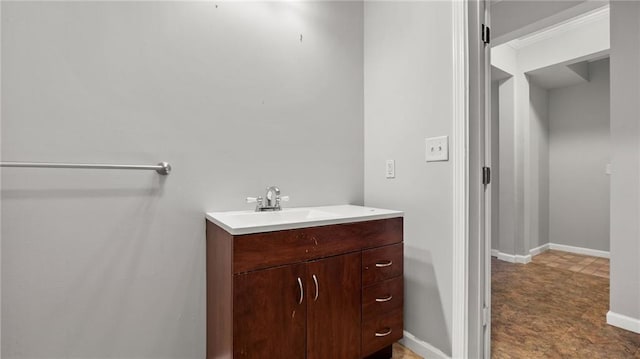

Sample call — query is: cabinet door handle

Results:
[297,277,304,305]
[375,295,393,302]
[375,328,392,337]
[375,260,393,268]
[312,274,319,301]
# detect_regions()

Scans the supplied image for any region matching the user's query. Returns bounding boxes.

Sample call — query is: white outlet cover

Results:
[386,160,395,178]
[425,136,449,162]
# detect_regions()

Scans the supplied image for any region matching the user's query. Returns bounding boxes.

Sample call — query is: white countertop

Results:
[206,204,403,235]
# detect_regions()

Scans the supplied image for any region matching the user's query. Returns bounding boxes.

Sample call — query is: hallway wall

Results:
[528,83,550,250]
[609,0,640,332]
[492,45,526,258]
[491,8,609,258]
[491,0,601,45]
[549,58,610,252]
[491,81,500,251]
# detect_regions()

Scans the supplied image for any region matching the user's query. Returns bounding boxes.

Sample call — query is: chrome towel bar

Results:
[0,161,171,175]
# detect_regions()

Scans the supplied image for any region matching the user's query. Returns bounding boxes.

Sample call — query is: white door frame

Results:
[482,2,492,358]
[451,0,470,358]
[453,0,491,358]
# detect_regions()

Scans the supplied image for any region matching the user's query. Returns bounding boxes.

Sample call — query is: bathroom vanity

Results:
[206,205,404,359]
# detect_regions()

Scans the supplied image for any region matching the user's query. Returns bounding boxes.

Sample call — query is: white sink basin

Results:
[206,205,403,235]
[215,208,336,227]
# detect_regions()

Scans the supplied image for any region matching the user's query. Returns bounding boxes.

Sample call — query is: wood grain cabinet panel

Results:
[307,252,362,359]
[233,264,307,358]
[362,276,403,322]
[362,243,404,287]
[207,217,403,359]
[361,243,404,358]
[361,309,404,357]
[233,218,402,274]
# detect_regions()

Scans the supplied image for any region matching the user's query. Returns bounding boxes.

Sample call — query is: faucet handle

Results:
[246,196,262,204]
[279,195,290,202]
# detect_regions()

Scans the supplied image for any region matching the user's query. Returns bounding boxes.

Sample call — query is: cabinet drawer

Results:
[362,276,403,322]
[361,309,403,357]
[233,218,402,274]
[362,243,403,287]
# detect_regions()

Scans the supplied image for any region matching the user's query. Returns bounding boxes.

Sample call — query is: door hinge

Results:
[482,306,489,327]
[482,24,491,44]
[482,166,491,185]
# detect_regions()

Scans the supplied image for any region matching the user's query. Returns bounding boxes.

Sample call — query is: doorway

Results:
[485,2,640,357]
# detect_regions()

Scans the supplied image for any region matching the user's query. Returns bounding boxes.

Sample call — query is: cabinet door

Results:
[233,264,307,358]
[306,252,362,359]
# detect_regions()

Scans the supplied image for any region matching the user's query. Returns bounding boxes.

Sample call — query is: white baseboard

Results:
[493,242,609,264]
[492,250,531,264]
[529,243,550,256]
[400,330,449,359]
[607,311,640,334]
[548,243,609,258]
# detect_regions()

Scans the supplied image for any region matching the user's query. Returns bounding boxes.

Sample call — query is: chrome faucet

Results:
[264,186,280,209]
[246,186,289,212]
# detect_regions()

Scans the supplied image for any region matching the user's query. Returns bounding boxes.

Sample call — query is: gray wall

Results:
[364,2,453,355]
[528,83,550,250]
[498,77,518,255]
[548,58,610,251]
[490,0,606,46]
[1,2,364,357]
[609,1,640,323]
[491,0,586,39]
[491,81,500,251]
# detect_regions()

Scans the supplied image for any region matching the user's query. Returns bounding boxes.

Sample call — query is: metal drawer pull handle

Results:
[312,274,319,301]
[375,295,393,302]
[375,328,392,337]
[297,277,304,304]
[375,260,393,268]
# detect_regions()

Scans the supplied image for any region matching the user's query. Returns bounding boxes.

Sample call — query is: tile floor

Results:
[492,252,640,358]
[533,250,610,278]
[393,343,422,358]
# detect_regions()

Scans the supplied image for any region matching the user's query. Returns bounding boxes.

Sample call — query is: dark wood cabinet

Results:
[233,263,307,358]
[206,217,403,359]
[307,252,362,359]
[361,244,404,357]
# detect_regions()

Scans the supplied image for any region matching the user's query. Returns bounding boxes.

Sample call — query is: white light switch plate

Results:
[386,160,395,178]
[425,136,449,162]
